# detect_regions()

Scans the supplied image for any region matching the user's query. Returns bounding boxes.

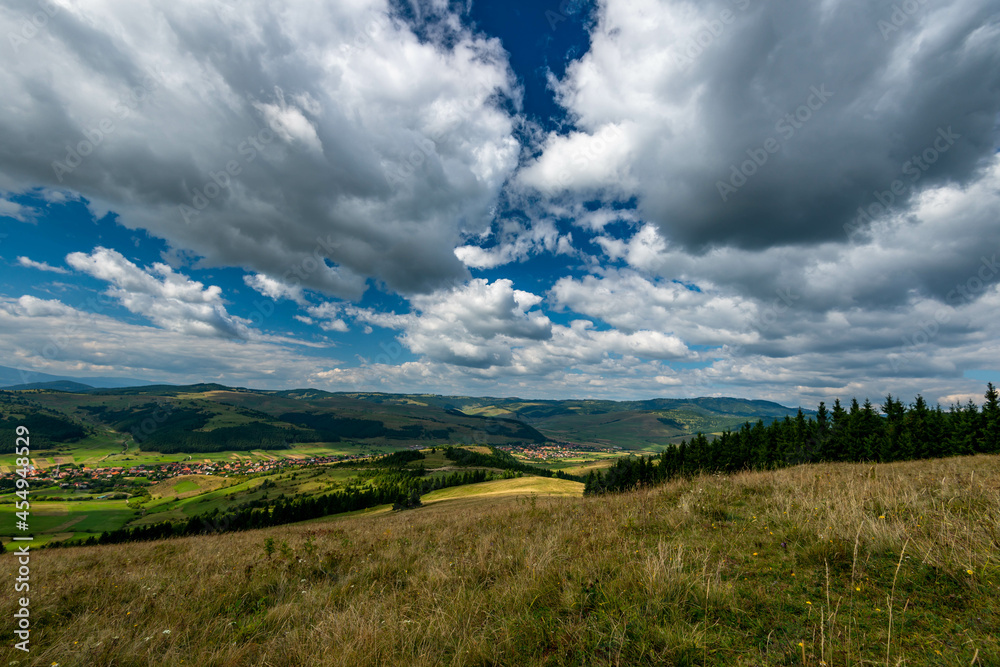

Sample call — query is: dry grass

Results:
[2,455,998,666]
[421,476,584,503]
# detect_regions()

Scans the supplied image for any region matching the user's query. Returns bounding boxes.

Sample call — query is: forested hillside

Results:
[588,384,1000,493]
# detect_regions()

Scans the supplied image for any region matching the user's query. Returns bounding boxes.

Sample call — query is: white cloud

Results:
[0,198,35,222]
[65,247,252,339]
[350,278,552,368]
[304,301,350,334]
[344,278,697,375]
[243,273,308,306]
[17,256,69,274]
[454,217,574,269]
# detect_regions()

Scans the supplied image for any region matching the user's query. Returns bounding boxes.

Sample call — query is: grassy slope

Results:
[1,454,997,666]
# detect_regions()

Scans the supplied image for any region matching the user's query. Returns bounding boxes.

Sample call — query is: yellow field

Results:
[422,475,584,503]
[148,474,229,499]
[562,459,616,475]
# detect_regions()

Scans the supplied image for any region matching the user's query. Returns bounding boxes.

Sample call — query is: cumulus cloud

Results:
[243,273,308,306]
[17,256,69,274]
[522,0,1000,251]
[0,0,521,297]
[305,302,350,333]
[344,278,696,375]
[66,247,252,339]
[1,0,997,407]
[454,217,575,269]
[350,278,553,368]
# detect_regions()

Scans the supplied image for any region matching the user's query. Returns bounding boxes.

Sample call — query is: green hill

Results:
[0,385,807,463]
[335,392,810,450]
[0,385,549,465]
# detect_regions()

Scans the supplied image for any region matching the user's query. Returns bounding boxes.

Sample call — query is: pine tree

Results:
[825,400,848,461]
[859,399,884,461]
[881,394,905,461]
[814,401,830,455]
[983,383,1000,453]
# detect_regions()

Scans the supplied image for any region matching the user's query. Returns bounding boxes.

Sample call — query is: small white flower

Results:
[162,630,171,635]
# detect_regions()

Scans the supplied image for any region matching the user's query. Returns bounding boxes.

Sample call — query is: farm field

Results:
[420,475,584,503]
[0,498,136,550]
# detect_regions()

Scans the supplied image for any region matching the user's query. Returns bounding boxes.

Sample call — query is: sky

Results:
[0,0,998,407]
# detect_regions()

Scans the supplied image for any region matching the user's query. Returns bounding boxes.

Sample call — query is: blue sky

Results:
[0,0,998,405]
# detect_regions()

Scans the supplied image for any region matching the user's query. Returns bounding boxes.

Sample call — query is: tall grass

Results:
[2,454,998,666]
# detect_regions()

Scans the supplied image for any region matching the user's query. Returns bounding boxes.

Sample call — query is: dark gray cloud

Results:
[523,0,1000,252]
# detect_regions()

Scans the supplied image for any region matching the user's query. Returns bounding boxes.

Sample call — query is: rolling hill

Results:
[334,392,811,449]
[0,364,164,389]
[0,384,809,460]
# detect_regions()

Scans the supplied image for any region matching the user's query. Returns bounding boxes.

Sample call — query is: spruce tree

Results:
[983,383,1000,453]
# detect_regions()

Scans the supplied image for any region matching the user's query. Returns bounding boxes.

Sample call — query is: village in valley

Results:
[1,442,614,496]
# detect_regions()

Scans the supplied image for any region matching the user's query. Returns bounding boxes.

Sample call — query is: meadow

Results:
[0,453,995,666]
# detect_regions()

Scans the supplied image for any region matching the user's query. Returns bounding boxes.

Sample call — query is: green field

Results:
[0,498,136,549]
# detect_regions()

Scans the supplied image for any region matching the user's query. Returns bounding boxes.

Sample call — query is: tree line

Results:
[586,384,1000,495]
